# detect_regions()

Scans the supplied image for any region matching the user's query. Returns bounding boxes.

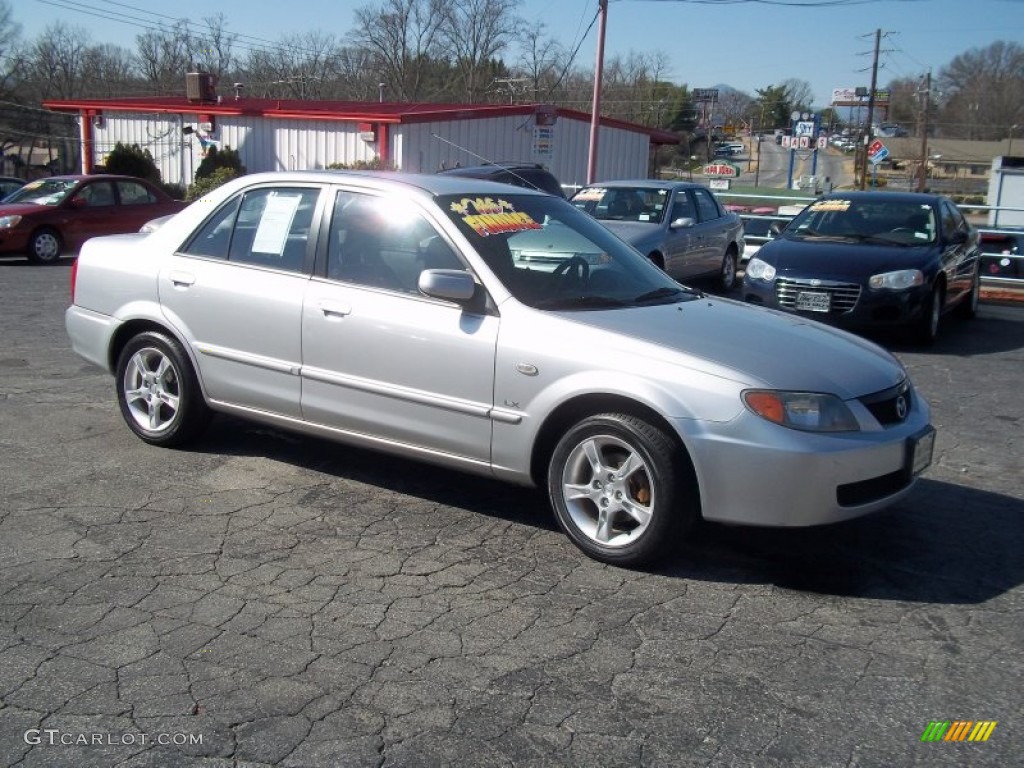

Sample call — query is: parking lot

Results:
[1,259,1021,767]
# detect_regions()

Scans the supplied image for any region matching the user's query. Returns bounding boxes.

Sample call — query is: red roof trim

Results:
[41,98,678,144]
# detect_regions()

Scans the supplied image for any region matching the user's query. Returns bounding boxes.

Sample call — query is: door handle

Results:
[318,300,351,317]
[168,270,195,287]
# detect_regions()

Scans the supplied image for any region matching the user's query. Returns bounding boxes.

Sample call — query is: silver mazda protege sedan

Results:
[66,171,935,566]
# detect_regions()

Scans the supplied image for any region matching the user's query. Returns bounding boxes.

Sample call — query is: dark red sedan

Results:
[0,175,186,263]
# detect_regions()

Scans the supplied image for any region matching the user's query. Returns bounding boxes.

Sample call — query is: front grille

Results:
[859,380,912,425]
[775,278,861,314]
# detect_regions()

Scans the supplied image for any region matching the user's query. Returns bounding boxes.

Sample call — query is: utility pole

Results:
[916,71,931,192]
[587,0,609,184]
[859,28,881,190]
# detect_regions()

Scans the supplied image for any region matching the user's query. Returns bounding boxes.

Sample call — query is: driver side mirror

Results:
[947,229,968,245]
[69,196,87,208]
[769,221,785,236]
[669,217,696,230]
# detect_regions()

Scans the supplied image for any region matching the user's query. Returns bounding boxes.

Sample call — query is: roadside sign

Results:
[708,178,731,191]
[703,161,740,178]
[798,136,810,149]
[867,139,889,165]
[817,136,828,149]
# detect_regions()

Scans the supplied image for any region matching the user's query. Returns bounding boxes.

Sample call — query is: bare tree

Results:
[191,14,237,81]
[136,22,194,93]
[240,32,344,100]
[513,22,566,102]
[781,78,814,112]
[937,40,1024,139]
[350,0,445,102]
[439,0,519,103]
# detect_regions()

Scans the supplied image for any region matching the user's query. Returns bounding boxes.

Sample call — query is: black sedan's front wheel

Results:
[913,283,943,345]
[547,413,696,566]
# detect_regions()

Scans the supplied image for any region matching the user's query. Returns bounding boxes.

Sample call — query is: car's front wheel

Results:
[115,331,210,446]
[26,227,62,264]
[957,268,980,319]
[547,413,696,566]
[914,283,943,345]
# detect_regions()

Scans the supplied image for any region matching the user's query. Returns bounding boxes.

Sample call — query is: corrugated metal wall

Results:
[95,111,652,191]
[395,115,650,190]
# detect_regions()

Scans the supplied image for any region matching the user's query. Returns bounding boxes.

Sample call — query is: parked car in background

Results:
[66,171,934,566]
[743,191,981,344]
[740,210,789,264]
[0,176,26,201]
[437,162,566,198]
[979,229,1024,279]
[0,174,186,263]
[569,180,745,290]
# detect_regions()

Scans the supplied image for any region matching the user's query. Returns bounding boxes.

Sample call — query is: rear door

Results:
[159,183,323,417]
[691,187,730,274]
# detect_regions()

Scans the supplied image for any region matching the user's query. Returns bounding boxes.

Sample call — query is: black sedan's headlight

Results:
[869,269,924,290]
[745,257,776,281]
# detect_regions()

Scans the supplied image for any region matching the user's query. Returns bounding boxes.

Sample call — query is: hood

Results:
[0,203,51,217]
[562,297,905,399]
[758,237,936,279]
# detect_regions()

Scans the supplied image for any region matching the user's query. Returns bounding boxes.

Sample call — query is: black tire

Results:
[547,413,697,566]
[718,247,738,292]
[648,252,665,270]
[115,331,210,447]
[26,227,63,264]
[956,268,980,320]
[913,282,943,345]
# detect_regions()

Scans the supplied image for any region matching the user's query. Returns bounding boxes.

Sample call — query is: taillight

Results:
[70,257,78,304]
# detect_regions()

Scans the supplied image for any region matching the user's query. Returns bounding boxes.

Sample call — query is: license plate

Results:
[795,291,830,312]
[909,428,936,475]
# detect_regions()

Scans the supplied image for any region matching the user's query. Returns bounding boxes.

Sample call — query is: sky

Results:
[12,0,1024,108]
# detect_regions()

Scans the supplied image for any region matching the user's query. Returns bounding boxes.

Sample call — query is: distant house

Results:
[42,85,679,190]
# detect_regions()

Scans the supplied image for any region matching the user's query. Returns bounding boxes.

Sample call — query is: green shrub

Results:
[104,142,161,184]
[195,146,246,181]
[186,167,240,201]
[161,182,186,201]
[326,158,391,170]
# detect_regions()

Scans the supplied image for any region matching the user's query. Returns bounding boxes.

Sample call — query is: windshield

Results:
[4,179,79,206]
[438,193,698,310]
[569,186,670,224]
[785,198,937,245]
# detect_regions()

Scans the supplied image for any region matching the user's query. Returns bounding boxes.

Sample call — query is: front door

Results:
[300,189,498,464]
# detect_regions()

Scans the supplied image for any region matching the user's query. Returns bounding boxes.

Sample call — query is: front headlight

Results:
[743,390,859,432]
[745,257,776,281]
[0,215,23,229]
[869,269,924,290]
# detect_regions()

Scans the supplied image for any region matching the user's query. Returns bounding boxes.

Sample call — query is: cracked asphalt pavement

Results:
[0,259,1021,767]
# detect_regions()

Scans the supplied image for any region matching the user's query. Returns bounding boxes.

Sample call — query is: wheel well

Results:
[530,393,696,490]
[648,251,665,269]
[108,319,181,372]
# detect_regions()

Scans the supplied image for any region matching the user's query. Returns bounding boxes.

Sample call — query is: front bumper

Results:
[742,277,931,330]
[676,394,933,527]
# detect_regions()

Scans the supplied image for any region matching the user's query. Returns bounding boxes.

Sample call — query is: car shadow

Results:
[193,416,1022,605]
[879,301,1024,356]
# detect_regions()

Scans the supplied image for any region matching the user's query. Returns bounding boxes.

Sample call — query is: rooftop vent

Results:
[186,72,217,103]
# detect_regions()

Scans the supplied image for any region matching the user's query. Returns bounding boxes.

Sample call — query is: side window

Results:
[117,181,157,205]
[76,182,116,207]
[226,187,318,272]
[692,188,721,222]
[942,201,966,234]
[181,197,241,259]
[938,201,959,240]
[670,192,696,222]
[327,191,463,293]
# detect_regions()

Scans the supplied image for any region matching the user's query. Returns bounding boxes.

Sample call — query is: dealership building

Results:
[43,77,678,191]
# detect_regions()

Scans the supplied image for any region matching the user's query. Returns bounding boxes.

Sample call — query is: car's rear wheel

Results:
[547,413,696,566]
[718,248,738,291]
[26,227,62,264]
[115,331,210,447]
[914,283,943,345]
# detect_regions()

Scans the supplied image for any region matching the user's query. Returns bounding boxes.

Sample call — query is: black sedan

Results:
[742,192,981,343]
